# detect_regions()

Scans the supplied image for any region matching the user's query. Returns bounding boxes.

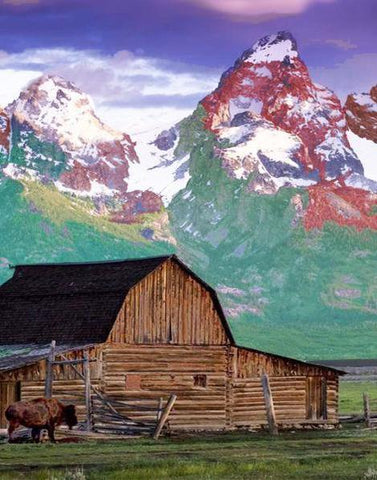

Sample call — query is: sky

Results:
[0,0,376,135]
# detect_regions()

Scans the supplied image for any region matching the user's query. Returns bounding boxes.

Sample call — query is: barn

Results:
[0,255,341,434]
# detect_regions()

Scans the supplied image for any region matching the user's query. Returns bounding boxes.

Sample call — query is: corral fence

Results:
[340,392,377,428]
[46,341,177,439]
[362,393,377,428]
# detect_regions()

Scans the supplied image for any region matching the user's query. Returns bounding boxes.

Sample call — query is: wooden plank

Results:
[153,394,177,439]
[261,374,278,435]
[44,340,56,398]
[84,352,93,432]
[364,392,371,428]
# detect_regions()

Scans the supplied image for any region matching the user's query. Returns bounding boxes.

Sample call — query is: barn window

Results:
[125,374,141,390]
[193,374,207,388]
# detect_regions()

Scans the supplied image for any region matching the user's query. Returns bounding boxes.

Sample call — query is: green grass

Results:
[340,381,377,415]
[0,178,174,285]
[21,179,170,244]
[0,428,377,479]
[0,385,376,479]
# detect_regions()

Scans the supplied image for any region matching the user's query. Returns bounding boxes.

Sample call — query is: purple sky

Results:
[0,0,376,66]
[0,0,376,134]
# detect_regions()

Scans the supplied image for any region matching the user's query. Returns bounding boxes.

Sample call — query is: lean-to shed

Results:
[0,255,341,432]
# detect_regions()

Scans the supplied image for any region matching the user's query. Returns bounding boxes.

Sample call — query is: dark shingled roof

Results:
[0,255,171,345]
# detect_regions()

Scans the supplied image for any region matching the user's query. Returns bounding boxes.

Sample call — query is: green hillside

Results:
[0,177,173,284]
[168,108,377,360]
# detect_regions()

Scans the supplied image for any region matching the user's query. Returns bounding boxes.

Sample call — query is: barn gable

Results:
[108,257,231,345]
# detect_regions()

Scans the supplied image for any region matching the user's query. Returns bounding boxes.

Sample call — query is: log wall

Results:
[235,347,337,378]
[0,343,340,431]
[0,347,101,425]
[108,259,228,345]
[102,344,228,430]
[231,347,338,427]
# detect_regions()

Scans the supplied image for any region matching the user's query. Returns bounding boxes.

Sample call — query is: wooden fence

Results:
[363,393,377,428]
[45,341,177,439]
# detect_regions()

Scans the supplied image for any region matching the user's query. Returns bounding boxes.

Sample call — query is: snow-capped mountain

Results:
[200,31,363,193]
[1,75,163,222]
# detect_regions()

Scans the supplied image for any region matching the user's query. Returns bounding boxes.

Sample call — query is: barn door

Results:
[0,382,21,428]
[306,377,327,420]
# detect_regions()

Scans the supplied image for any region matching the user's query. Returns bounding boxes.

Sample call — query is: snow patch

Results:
[229,96,263,119]
[253,66,272,78]
[245,35,298,63]
[129,129,191,205]
[347,130,377,181]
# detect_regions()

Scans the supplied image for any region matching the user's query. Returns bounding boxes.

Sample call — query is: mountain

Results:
[346,85,377,143]
[1,33,377,360]
[0,75,174,283]
[2,75,165,222]
[156,32,377,359]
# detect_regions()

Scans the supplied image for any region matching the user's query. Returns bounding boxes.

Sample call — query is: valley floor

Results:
[0,381,375,480]
[0,425,377,480]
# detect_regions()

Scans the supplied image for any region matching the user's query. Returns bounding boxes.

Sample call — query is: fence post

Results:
[363,392,371,428]
[157,397,163,422]
[45,340,56,398]
[83,352,93,431]
[261,374,278,435]
[153,394,177,440]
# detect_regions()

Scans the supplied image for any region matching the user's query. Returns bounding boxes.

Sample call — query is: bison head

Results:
[63,404,78,430]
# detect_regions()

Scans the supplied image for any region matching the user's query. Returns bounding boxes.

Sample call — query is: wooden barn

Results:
[0,255,341,435]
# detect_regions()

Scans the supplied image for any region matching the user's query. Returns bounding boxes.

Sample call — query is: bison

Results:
[5,397,78,443]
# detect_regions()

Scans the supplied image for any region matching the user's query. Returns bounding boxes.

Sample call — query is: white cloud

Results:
[0,47,220,135]
[324,39,357,51]
[311,53,377,101]
[185,0,334,20]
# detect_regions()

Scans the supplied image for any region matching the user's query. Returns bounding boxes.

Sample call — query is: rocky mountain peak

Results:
[346,85,377,143]
[201,31,361,188]
[0,74,165,223]
[241,31,299,64]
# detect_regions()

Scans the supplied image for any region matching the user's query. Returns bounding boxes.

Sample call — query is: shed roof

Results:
[0,344,93,372]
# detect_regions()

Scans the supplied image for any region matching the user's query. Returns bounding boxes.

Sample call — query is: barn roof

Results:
[0,255,171,345]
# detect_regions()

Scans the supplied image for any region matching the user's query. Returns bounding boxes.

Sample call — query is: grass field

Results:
[1,427,377,479]
[1,382,377,479]
[340,381,377,415]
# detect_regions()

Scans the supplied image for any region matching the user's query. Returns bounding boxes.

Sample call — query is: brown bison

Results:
[5,397,78,443]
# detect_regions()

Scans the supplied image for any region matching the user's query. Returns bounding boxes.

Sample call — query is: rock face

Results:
[346,85,377,143]
[0,108,10,159]
[169,31,377,232]
[1,75,163,222]
[201,31,362,192]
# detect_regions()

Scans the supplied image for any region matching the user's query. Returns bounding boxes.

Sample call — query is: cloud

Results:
[324,39,357,50]
[311,53,377,101]
[0,47,220,136]
[184,0,334,20]
[2,0,39,5]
